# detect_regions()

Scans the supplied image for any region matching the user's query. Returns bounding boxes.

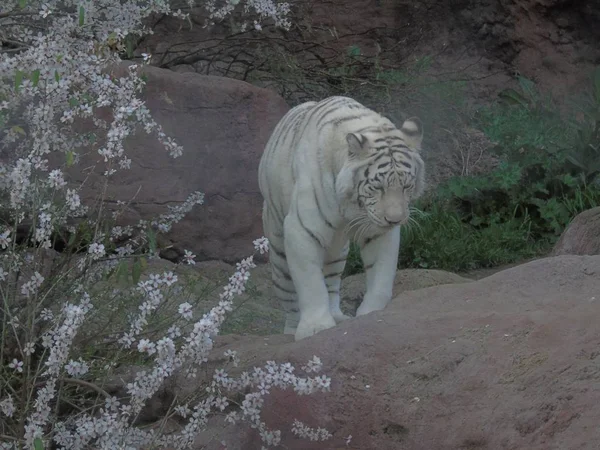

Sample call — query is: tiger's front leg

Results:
[284,212,337,341]
[324,230,352,324]
[356,226,400,317]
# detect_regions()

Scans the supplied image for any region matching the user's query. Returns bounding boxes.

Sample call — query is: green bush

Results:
[411,68,600,271]
[398,201,543,271]
[344,67,600,275]
[445,71,600,234]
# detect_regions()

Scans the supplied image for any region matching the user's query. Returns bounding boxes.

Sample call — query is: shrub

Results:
[402,69,600,272]
[443,73,600,232]
[344,68,600,275]
[0,1,336,449]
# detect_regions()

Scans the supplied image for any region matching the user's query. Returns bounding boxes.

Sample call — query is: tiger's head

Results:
[336,117,425,231]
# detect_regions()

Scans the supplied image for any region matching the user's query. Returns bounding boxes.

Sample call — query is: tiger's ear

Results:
[346,132,368,158]
[400,117,423,151]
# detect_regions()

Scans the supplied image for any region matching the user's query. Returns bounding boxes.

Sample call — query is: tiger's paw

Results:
[355,303,383,317]
[356,293,391,317]
[294,314,336,341]
[331,309,351,323]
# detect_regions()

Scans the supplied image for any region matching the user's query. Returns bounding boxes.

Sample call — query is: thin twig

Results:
[35,377,112,399]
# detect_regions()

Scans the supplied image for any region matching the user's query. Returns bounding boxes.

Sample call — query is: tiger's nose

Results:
[385,214,405,225]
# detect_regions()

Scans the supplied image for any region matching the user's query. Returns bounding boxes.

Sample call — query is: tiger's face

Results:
[336,117,425,231]
[356,161,419,227]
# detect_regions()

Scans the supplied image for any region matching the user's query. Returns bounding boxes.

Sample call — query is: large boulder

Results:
[167,255,600,449]
[71,62,289,263]
[553,206,600,256]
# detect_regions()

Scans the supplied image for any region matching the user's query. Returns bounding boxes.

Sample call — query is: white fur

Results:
[258,96,424,341]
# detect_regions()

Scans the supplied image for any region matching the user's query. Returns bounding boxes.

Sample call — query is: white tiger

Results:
[258,96,425,341]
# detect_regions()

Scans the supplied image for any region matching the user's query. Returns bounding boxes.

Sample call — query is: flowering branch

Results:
[0,1,336,449]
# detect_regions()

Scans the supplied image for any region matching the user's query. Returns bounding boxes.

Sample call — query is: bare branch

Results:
[0,11,39,20]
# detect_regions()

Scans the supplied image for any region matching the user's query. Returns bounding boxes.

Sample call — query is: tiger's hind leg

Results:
[323,233,351,323]
[262,202,300,335]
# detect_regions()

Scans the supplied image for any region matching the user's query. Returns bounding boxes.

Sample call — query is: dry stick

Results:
[158,24,398,68]
[34,377,112,399]
[0,11,40,19]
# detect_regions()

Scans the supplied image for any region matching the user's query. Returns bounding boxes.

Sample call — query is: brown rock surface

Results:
[553,207,600,257]
[340,268,472,315]
[175,255,600,449]
[70,62,289,263]
[139,1,599,101]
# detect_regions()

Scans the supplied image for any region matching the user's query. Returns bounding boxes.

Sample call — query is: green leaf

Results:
[55,70,60,82]
[593,66,600,105]
[559,173,577,188]
[19,0,27,8]
[131,258,142,284]
[347,45,361,58]
[566,153,585,170]
[126,37,134,59]
[15,70,24,92]
[31,69,40,87]
[66,151,75,167]
[11,125,26,135]
[33,437,44,450]
[497,88,529,108]
[114,260,128,283]
[68,97,79,107]
[147,228,157,254]
[78,6,85,26]
[517,76,537,102]
[67,230,77,247]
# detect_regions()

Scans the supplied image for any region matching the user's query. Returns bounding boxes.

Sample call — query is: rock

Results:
[69,62,289,263]
[552,207,600,256]
[164,255,600,449]
[340,268,472,314]
[82,257,284,351]
[84,259,470,363]
[555,17,570,28]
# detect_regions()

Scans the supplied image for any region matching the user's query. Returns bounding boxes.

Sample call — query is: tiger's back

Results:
[259,96,393,226]
[258,100,317,228]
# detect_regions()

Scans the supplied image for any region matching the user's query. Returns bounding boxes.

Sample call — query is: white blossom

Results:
[183,249,196,265]
[291,419,333,442]
[253,236,270,254]
[23,342,36,356]
[0,396,15,418]
[178,302,193,320]
[64,358,90,377]
[47,169,66,188]
[65,189,81,210]
[21,272,44,298]
[137,339,156,355]
[8,359,24,373]
[0,230,10,249]
[39,3,52,18]
[88,242,106,259]
[0,0,335,446]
